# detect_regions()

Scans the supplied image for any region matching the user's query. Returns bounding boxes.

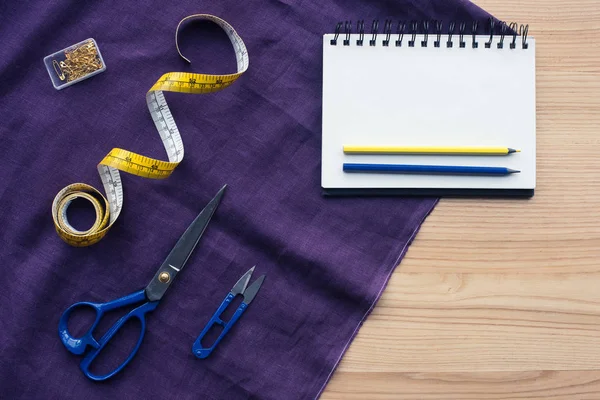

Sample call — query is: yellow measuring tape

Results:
[52,14,249,246]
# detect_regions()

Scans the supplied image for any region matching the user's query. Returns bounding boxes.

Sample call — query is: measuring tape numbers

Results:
[52,14,249,246]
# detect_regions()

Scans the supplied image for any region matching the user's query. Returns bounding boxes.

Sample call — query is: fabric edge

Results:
[313,197,440,399]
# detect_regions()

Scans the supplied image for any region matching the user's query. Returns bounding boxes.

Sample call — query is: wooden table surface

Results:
[322,0,600,398]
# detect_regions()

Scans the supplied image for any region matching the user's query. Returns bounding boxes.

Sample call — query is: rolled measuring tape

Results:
[52,14,249,246]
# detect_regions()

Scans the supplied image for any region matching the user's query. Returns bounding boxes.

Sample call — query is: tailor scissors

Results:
[58,185,226,381]
[192,266,265,358]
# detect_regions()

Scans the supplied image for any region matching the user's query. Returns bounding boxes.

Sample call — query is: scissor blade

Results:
[163,185,226,272]
[242,275,265,305]
[145,185,226,302]
[230,266,255,296]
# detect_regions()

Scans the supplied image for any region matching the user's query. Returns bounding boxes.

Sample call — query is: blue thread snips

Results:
[192,266,265,359]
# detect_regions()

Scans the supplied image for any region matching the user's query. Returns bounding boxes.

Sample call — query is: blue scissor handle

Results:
[79,300,158,381]
[59,290,147,355]
[192,293,247,359]
[58,289,159,381]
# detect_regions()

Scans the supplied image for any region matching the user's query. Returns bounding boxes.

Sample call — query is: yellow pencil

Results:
[343,146,521,155]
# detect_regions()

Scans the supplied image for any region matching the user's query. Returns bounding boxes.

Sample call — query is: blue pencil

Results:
[343,163,520,176]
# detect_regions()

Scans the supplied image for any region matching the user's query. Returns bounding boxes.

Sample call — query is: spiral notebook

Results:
[321,20,536,197]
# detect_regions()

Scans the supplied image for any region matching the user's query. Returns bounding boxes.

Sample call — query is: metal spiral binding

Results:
[498,21,507,48]
[343,20,352,46]
[520,24,529,49]
[509,22,519,49]
[330,22,341,45]
[472,21,479,48]
[357,20,365,46]
[421,21,430,47]
[408,20,417,47]
[383,19,393,46]
[395,21,406,47]
[434,20,443,47]
[459,22,466,48]
[329,19,530,49]
[447,21,455,48]
[370,20,379,46]
[485,18,495,48]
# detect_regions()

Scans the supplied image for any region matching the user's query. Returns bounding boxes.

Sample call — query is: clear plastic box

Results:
[43,38,106,90]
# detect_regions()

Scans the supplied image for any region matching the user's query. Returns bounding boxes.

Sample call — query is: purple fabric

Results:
[0,1,494,399]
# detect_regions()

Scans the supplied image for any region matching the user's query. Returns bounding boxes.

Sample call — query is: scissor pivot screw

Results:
[158,272,171,283]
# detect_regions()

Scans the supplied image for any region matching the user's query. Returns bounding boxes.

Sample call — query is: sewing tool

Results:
[192,266,265,359]
[343,163,520,175]
[343,146,521,155]
[58,186,226,381]
[51,14,249,247]
[44,38,106,90]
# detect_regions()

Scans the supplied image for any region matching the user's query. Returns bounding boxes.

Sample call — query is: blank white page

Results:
[321,34,536,190]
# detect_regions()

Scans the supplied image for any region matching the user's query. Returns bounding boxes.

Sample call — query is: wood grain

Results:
[321,0,600,398]
[324,371,600,400]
